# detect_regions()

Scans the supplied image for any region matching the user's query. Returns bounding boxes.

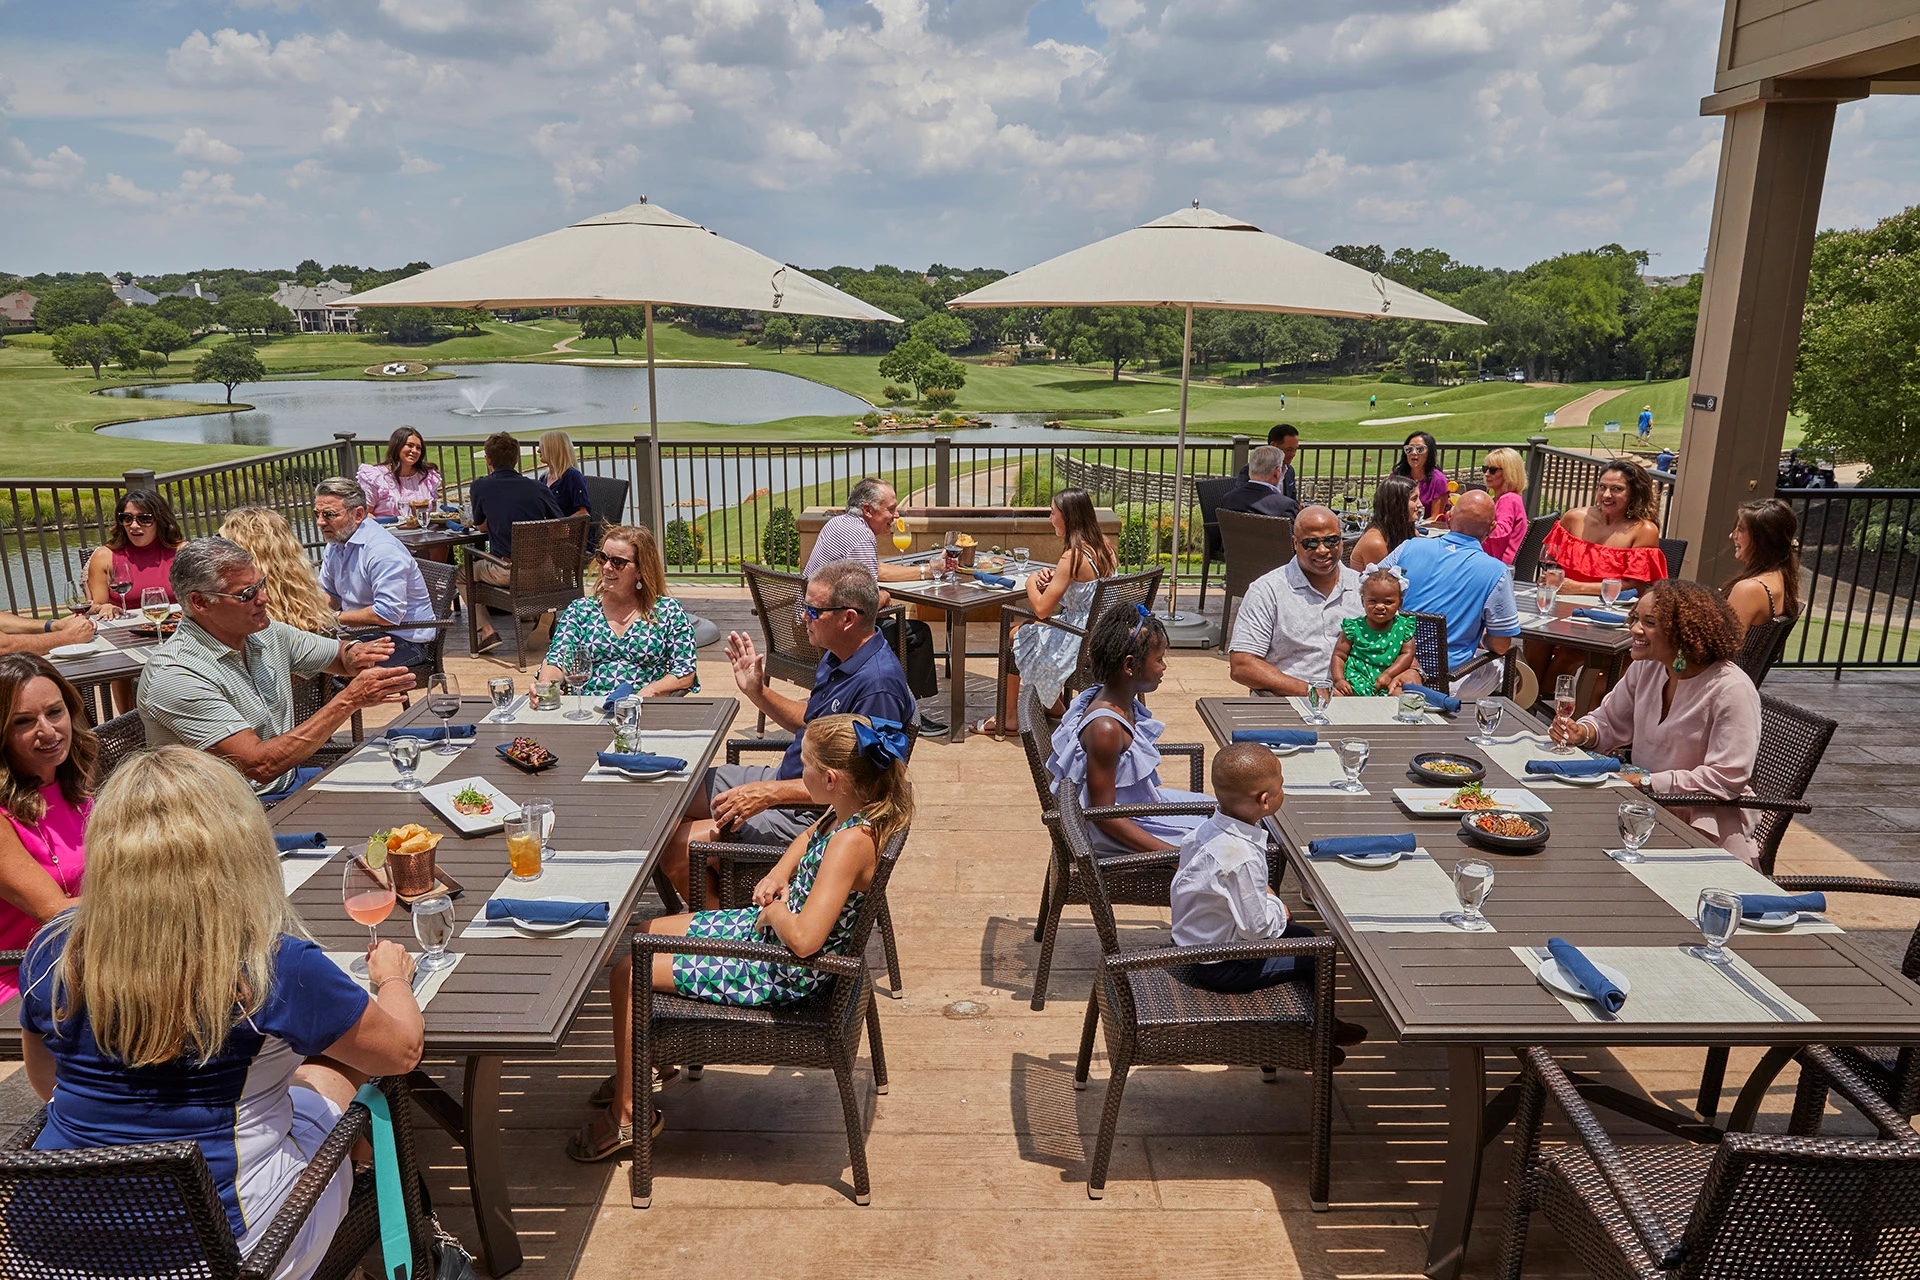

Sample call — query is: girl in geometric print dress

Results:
[568,712,914,1163]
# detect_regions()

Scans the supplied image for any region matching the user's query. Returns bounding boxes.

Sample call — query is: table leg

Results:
[1426,1046,1488,1280]
[463,1054,524,1276]
[947,605,966,739]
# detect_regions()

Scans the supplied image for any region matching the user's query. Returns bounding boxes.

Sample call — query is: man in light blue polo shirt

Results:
[314,476,437,669]
[1379,489,1518,696]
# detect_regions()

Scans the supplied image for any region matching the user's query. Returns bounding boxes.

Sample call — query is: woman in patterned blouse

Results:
[536,524,698,697]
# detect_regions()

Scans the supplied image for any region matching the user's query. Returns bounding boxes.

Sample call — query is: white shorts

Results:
[237,1087,354,1280]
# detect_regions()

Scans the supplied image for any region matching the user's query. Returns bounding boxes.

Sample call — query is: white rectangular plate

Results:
[418,776,521,835]
[1392,787,1553,816]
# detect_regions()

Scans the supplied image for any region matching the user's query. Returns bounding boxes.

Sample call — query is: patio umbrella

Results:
[947,204,1484,643]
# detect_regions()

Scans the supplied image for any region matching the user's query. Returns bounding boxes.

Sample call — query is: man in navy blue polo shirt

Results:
[656,560,914,898]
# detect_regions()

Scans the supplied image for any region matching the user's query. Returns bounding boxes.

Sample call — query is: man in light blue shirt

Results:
[314,476,437,669]
[1379,490,1518,696]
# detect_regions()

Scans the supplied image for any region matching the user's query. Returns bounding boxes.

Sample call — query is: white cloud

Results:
[97,172,157,205]
[174,127,243,165]
[0,137,84,189]
[1665,134,1721,188]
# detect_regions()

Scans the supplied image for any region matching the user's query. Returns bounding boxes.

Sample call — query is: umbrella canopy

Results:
[338,199,900,321]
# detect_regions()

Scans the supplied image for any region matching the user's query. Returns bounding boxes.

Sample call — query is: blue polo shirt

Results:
[470,467,563,558]
[780,630,915,779]
[1380,531,1520,670]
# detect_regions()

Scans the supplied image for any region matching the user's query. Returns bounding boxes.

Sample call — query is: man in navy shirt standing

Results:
[655,559,914,898]
[464,431,564,654]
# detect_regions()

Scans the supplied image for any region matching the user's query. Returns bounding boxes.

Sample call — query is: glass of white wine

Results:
[140,587,171,630]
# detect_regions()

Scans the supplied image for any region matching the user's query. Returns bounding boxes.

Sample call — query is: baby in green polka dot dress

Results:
[1332,565,1419,695]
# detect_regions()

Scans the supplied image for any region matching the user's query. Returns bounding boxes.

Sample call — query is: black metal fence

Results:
[1775,488,1920,671]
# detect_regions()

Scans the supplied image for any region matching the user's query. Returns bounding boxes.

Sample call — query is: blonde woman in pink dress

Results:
[0,655,97,1001]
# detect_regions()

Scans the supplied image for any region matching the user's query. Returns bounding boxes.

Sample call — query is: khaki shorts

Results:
[470,558,513,587]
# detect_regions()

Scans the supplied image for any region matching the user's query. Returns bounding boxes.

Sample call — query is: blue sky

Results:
[4,1,1919,277]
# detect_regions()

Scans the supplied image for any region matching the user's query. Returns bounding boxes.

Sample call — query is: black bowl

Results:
[496,742,559,774]
[1409,751,1487,786]
[1459,811,1550,852]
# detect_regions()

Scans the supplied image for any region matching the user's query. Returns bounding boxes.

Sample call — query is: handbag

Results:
[352,1081,478,1280]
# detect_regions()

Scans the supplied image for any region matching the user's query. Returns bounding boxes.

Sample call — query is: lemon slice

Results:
[364,832,389,870]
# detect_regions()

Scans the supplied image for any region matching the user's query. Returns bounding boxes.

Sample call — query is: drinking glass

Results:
[1473,698,1504,745]
[488,676,516,722]
[108,575,132,611]
[1443,859,1496,933]
[1552,674,1579,753]
[563,653,596,721]
[342,854,396,977]
[426,674,463,753]
[504,812,544,882]
[1688,888,1742,965]
[411,893,458,973]
[62,579,92,620]
[1012,546,1031,573]
[612,695,642,752]
[943,531,963,583]
[1396,691,1427,723]
[386,735,422,791]
[1537,566,1565,615]
[1305,679,1334,724]
[890,516,913,555]
[1336,739,1370,792]
[1599,577,1623,608]
[1610,799,1657,864]
[140,587,170,628]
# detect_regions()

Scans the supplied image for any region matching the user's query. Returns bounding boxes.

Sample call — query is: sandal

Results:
[587,1065,677,1108]
[967,717,999,736]
[474,631,503,656]
[565,1108,664,1163]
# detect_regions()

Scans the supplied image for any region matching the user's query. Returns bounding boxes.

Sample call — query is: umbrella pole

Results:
[1158,304,1213,648]
[644,303,720,648]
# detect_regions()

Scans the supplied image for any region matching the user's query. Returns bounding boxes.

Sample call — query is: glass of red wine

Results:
[108,577,132,614]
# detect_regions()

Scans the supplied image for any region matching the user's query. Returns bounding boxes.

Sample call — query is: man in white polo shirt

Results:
[1227,505,1365,696]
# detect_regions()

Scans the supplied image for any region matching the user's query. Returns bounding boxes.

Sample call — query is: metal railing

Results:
[1775,487,1920,672]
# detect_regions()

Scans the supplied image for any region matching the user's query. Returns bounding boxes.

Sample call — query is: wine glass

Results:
[942,531,963,583]
[108,575,132,611]
[1610,799,1656,864]
[488,676,516,722]
[1599,578,1623,608]
[1336,739,1369,793]
[1443,859,1496,932]
[342,854,396,977]
[1473,698,1504,745]
[62,579,92,621]
[386,735,422,791]
[140,587,170,629]
[1551,675,1579,754]
[426,674,463,753]
[411,893,458,973]
[563,651,596,721]
[1305,679,1334,724]
[1687,888,1742,965]
[891,516,912,554]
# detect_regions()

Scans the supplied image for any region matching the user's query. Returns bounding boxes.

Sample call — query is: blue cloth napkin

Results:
[382,725,476,742]
[600,682,635,712]
[1740,892,1826,918]
[441,520,470,534]
[1400,684,1460,713]
[485,898,610,926]
[1547,937,1626,1012]
[274,832,326,852]
[1572,608,1629,625]
[1232,729,1319,747]
[1306,833,1417,861]
[1524,756,1621,777]
[1614,589,1638,603]
[596,750,687,773]
[374,515,400,525]
[972,570,1015,588]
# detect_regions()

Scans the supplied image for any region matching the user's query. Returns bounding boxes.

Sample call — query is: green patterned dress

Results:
[671,812,869,1006]
[1339,613,1417,694]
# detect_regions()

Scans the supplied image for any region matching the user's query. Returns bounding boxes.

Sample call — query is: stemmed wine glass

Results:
[108,574,132,613]
[140,587,171,629]
[411,894,458,973]
[1609,799,1656,864]
[1551,674,1579,754]
[1443,859,1496,932]
[488,676,516,723]
[426,674,462,753]
[563,651,596,721]
[342,853,397,978]
[1472,698,1504,745]
[1537,564,1565,615]
[1336,739,1369,793]
[943,531,963,583]
[62,579,92,622]
[1687,888,1741,965]
[891,516,913,555]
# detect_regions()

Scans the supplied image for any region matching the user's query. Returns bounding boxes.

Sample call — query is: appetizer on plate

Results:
[501,737,555,769]
[451,784,494,817]
[1443,782,1505,811]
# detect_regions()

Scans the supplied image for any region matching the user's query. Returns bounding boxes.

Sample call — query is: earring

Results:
[1672,655,1687,672]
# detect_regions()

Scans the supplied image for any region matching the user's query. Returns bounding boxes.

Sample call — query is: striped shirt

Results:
[803,511,880,578]
[136,618,340,794]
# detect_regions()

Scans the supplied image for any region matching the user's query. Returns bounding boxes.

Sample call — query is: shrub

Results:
[935,409,955,424]
[923,386,958,410]
[761,506,801,568]
[859,410,883,430]
[882,384,910,405]
[663,518,704,569]
[1014,456,1058,506]
[1115,502,1200,565]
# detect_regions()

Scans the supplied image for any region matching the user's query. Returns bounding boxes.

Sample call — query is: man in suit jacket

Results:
[1236,423,1299,503]
[1219,445,1300,520]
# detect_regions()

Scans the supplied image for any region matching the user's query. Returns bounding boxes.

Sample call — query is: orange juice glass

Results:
[505,812,543,882]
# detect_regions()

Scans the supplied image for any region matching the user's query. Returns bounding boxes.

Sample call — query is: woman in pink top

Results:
[1551,581,1762,864]
[1477,447,1530,565]
[355,426,443,519]
[85,488,184,618]
[0,655,97,1000]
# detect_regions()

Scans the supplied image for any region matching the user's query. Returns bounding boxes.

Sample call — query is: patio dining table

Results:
[1194,694,1920,1280]
[1513,585,1638,688]
[880,551,1031,741]
[44,611,171,723]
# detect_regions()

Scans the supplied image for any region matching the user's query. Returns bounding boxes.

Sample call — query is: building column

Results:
[1672,95,1841,586]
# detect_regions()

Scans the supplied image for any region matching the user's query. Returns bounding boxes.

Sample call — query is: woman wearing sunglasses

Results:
[535,524,698,699]
[1477,447,1529,564]
[1392,431,1450,521]
[85,488,185,619]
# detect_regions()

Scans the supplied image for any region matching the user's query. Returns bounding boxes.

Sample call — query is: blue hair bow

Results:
[1126,602,1152,643]
[854,717,909,769]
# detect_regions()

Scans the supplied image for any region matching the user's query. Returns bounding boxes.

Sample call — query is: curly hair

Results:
[1637,579,1745,667]
[217,506,336,633]
[1085,603,1165,686]
[1598,460,1659,524]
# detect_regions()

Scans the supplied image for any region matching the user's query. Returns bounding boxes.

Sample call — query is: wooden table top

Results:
[46,615,164,687]
[879,552,1028,611]
[1194,695,1920,1048]
[392,526,487,554]
[1514,591,1637,654]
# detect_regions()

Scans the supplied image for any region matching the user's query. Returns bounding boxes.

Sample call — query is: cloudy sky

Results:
[4,0,1919,278]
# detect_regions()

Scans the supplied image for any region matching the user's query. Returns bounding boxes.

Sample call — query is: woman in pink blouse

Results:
[1477,447,1530,564]
[354,426,442,518]
[1551,581,1762,864]
[0,654,96,1000]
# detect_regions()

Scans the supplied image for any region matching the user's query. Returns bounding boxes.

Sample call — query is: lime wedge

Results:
[364,833,389,870]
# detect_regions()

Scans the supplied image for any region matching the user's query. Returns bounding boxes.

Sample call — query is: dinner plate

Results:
[611,765,678,780]
[509,895,589,936]
[1336,849,1403,869]
[1393,787,1553,816]
[419,776,520,835]
[1260,742,1314,757]
[1523,769,1616,788]
[1575,614,1629,629]
[1738,910,1802,931]
[48,643,97,660]
[1537,957,1632,1004]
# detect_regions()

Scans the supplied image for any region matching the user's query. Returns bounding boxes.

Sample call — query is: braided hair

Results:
[1086,603,1165,686]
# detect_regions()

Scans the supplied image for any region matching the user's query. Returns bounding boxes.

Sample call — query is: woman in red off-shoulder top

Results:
[1541,461,1667,594]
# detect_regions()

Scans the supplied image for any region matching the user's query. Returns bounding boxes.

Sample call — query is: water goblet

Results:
[488,676,516,722]
[1473,698,1504,745]
[1687,888,1742,965]
[411,893,458,973]
[426,673,463,753]
[342,854,396,977]
[1537,565,1565,615]
[1336,739,1370,793]
[1305,679,1334,724]
[1599,577,1623,608]
[1551,674,1579,754]
[1609,799,1657,864]
[563,653,596,721]
[1443,859,1496,933]
[386,735,422,791]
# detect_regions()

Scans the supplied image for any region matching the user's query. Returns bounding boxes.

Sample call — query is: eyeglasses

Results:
[118,512,156,527]
[1296,535,1341,551]
[312,507,350,522]
[202,582,266,604]
[595,551,634,572]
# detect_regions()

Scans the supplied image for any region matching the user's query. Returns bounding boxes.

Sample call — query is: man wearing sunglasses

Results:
[1228,505,1365,696]
[138,537,418,803]
[313,477,438,670]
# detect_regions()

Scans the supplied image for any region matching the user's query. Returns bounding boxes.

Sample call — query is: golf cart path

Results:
[1549,387,1623,428]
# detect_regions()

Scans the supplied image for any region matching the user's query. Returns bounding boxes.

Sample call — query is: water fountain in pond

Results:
[451,382,548,418]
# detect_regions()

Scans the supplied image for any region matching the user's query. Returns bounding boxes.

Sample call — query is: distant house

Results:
[0,291,35,331]
[113,282,160,307]
[271,279,359,333]
[164,282,219,305]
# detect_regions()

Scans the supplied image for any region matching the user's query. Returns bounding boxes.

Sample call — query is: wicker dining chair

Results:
[1497,1044,1920,1280]
[1404,610,1516,698]
[1216,509,1293,644]
[1018,681,1236,1012]
[465,513,591,670]
[0,1073,433,1280]
[1058,785,1339,1207]
[1733,609,1799,687]
[581,473,630,546]
[1658,536,1688,580]
[91,710,147,785]
[740,563,908,735]
[992,567,1162,737]
[1509,511,1561,583]
[628,824,909,1209]
[1193,475,1239,609]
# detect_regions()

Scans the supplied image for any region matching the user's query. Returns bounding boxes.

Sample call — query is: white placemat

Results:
[1268,744,1368,795]
[1623,851,1843,934]
[1311,848,1479,932]
[323,950,462,1009]
[580,730,711,784]
[1512,944,1818,1024]
[459,848,651,942]
[1287,695,1445,725]
[492,695,603,726]
[1475,732,1629,790]
[122,647,151,666]
[310,740,468,791]
[281,844,344,895]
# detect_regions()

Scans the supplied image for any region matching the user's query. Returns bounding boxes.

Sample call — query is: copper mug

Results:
[387,846,438,899]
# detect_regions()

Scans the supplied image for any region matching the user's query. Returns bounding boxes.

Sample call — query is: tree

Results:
[50,324,135,379]
[877,338,938,399]
[154,294,216,333]
[192,338,266,404]
[761,507,801,568]
[1628,275,1701,378]
[797,315,841,353]
[295,258,324,282]
[35,282,120,331]
[377,307,438,344]
[761,315,796,353]
[216,295,292,339]
[1042,307,1181,381]
[917,353,967,399]
[909,312,969,352]
[578,305,646,355]
[141,320,192,362]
